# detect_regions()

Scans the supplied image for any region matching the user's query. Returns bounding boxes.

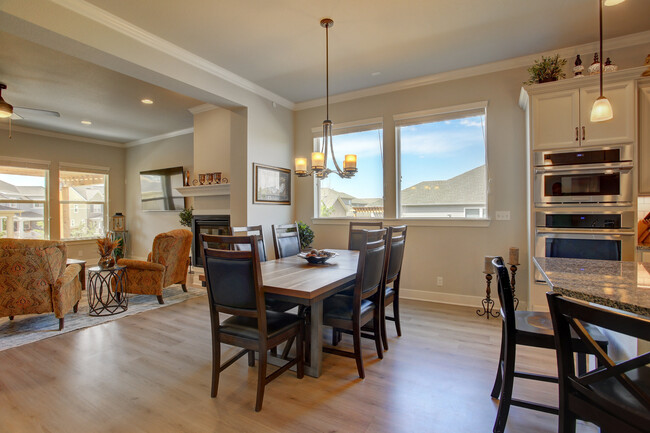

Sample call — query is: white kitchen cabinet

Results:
[640,81,650,195]
[530,80,635,150]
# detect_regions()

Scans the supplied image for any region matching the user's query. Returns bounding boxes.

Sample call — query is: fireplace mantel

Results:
[175,184,230,197]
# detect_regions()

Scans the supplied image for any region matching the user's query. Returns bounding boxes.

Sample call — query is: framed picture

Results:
[253,163,291,205]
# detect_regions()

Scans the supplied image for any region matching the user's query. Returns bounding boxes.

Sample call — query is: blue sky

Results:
[0,174,45,187]
[317,115,486,199]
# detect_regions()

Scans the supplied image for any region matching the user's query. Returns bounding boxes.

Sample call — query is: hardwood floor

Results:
[0,283,598,433]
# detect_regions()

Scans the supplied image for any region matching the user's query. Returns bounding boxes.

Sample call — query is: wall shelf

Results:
[175,184,230,197]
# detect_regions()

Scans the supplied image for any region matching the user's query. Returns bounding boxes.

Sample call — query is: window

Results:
[396,102,487,219]
[315,119,384,218]
[0,165,48,239]
[59,169,108,240]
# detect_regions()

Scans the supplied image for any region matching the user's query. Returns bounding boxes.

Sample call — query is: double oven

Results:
[533,145,635,280]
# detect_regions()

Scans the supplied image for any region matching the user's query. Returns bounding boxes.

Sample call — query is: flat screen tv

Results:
[140,166,185,211]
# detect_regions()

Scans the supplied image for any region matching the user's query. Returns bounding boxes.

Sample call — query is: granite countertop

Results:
[533,257,650,317]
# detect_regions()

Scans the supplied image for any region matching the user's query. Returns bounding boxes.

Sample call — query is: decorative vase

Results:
[98,255,115,269]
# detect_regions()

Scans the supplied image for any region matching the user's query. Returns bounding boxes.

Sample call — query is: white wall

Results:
[125,133,193,259]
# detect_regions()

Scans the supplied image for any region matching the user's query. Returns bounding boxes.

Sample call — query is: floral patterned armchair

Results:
[117,229,192,304]
[0,239,82,330]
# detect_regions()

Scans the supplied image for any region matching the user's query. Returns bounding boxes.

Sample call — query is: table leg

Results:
[305,301,323,378]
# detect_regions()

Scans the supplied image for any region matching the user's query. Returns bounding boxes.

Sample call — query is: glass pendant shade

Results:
[590,96,613,122]
[0,97,12,118]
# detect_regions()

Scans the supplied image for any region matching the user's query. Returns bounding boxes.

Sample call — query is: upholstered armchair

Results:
[117,229,192,304]
[0,239,82,330]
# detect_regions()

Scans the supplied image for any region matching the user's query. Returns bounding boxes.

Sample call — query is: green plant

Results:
[179,207,193,228]
[297,221,314,250]
[113,237,124,259]
[526,54,567,84]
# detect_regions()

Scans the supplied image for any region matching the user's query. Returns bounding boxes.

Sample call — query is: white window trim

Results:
[59,168,109,241]
[394,101,489,221]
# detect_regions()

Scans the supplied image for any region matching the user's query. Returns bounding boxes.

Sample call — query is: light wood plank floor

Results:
[0,284,598,433]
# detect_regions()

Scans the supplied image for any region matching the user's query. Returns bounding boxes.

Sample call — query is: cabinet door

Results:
[580,81,635,147]
[640,83,650,195]
[531,90,579,150]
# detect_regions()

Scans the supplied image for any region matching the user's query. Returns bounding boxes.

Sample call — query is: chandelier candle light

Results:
[294,18,357,179]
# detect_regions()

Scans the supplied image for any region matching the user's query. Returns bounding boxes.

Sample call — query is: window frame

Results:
[59,164,109,241]
[394,101,489,220]
[312,117,384,220]
[0,158,50,240]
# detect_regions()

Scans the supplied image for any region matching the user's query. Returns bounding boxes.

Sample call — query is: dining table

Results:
[533,256,650,317]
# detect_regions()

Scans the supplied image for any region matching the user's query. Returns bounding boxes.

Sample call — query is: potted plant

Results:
[526,54,567,84]
[297,221,314,250]
[179,207,193,228]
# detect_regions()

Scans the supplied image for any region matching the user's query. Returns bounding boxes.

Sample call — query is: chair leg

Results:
[493,340,516,433]
[491,326,505,399]
[296,324,304,379]
[58,318,64,331]
[373,309,383,360]
[393,297,402,337]
[255,349,268,411]
[248,350,255,367]
[576,353,587,376]
[332,328,339,346]
[181,283,188,292]
[270,346,278,356]
[8,316,13,320]
[353,323,365,379]
[281,337,294,360]
[211,336,221,398]
[73,301,79,313]
[157,295,164,304]
[380,302,389,351]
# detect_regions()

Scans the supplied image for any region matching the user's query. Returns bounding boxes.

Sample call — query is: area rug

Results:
[0,284,207,352]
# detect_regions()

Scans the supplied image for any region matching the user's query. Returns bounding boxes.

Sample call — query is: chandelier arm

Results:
[329,134,346,175]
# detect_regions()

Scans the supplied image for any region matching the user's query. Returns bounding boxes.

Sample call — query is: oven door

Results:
[534,164,633,206]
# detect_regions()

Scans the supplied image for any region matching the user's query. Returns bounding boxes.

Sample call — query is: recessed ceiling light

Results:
[81,120,92,125]
[141,99,154,104]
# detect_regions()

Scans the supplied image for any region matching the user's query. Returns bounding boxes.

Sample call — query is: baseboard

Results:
[400,288,527,311]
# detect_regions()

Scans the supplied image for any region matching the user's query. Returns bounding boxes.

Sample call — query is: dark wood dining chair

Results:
[380,225,407,351]
[490,257,609,433]
[272,223,301,258]
[323,228,386,379]
[199,234,304,412]
[547,292,650,433]
[230,225,267,262]
[348,221,383,251]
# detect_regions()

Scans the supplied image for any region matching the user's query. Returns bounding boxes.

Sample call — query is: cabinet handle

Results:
[575,127,579,141]
[582,126,585,141]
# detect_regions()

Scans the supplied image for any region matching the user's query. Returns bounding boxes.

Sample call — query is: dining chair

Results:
[348,221,383,251]
[323,228,386,379]
[490,257,609,433]
[230,225,267,262]
[199,233,304,412]
[272,223,301,258]
[547,292,650,433]
[380,225,407,351]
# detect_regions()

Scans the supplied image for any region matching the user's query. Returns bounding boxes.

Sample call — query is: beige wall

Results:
[125,133,193,259]
[0,128,126,262]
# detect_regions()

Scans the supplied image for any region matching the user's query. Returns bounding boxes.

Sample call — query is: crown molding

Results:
[295,30,650,111]
[0,123,125,147]
[125,127,194,148]
[50,0,295,110]
[188,103,219,115]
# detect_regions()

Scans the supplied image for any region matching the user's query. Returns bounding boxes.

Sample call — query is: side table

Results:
[87,265,128,316]
[66,258,87,290]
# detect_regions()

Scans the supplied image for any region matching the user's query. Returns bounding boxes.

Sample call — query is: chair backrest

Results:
[230,225,267,262]
[348,221,383,251]
[546,292,650,431]
[384,225,407,285]
[151,229,193,287]
[272,223,301,258]
[492,257,516,335]
[200,234,267,331]
[351,229,387,303]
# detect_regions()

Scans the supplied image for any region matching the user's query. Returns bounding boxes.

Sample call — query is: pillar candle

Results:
[509,247,519,265]
[484,256,495,274]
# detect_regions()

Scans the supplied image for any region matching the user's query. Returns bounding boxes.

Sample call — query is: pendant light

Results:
[295,18,357,179]
[590,0,614,122]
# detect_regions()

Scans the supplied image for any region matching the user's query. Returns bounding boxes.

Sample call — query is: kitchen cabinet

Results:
[640,81,650,195]
[530,81,635,150]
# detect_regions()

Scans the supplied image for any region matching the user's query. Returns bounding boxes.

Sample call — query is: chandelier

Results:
[295,18,357,179]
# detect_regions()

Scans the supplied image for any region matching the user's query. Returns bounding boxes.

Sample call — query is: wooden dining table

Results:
[262,249,358,377]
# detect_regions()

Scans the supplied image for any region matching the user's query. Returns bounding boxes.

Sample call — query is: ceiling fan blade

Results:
[10,112,23,120]
[13,106,61,118]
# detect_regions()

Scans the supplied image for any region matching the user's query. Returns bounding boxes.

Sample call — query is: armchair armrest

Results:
[52,264,82,318]
[117,259,165,272]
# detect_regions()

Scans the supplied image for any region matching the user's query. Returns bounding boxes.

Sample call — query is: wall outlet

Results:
[436,276,443,286]
[495,211,511,220]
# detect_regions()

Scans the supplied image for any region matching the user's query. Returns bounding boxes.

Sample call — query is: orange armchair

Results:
[0,239,82,330]
[117,229,192,304]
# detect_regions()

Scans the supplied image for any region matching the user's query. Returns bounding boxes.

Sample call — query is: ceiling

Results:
[1,0,650,143]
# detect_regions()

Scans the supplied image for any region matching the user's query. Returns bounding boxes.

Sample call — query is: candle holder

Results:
[509,263,520,310]
[476,273,500,319]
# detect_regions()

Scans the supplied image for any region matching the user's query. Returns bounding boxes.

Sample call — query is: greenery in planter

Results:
[179,207,193,228]
[526,54,567,84]
[297,221,314,250]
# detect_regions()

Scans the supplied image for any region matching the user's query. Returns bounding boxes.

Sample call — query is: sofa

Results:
[0,239,82,330]
[117,229,192,304]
